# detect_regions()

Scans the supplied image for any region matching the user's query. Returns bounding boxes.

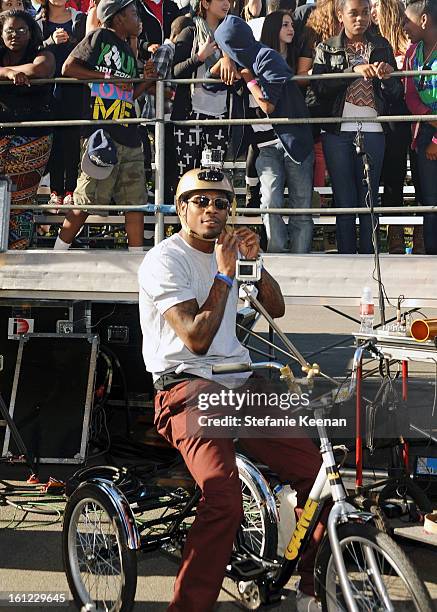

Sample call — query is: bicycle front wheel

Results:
[63,483,137,612]
[317,523,433,611]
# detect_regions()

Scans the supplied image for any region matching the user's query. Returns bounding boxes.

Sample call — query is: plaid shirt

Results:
[142,41,175,120]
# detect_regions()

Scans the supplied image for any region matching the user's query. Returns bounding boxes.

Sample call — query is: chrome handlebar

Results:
[212,339,383,404]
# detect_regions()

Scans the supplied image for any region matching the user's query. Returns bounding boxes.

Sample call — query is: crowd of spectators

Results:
[0,0,435,253]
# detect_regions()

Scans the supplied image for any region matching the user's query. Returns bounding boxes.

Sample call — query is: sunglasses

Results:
[418,64,431,92]
[4,27,28,36]
[186,195,231,210]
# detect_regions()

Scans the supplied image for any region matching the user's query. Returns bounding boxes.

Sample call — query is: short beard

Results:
[201,227,222,240]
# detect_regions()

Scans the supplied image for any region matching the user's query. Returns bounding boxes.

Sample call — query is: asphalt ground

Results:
[1,305,437,611]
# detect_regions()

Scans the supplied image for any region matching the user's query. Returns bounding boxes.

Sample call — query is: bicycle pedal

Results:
[229,558,266,580]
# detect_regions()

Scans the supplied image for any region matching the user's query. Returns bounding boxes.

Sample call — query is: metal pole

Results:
[154,79,165,244]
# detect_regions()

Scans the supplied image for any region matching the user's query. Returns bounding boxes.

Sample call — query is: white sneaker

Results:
[47,192,63,214]
[63,193,74,206]
[296,588,322,612]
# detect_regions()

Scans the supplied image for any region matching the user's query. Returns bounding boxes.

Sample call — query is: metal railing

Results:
[1,69,436,246]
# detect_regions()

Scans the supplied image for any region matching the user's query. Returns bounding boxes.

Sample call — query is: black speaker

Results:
[2,333,98,464]
[0,304,70,404]
[91,303,153,399]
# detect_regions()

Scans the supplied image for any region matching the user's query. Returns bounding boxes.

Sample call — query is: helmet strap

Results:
[178,204,228,243]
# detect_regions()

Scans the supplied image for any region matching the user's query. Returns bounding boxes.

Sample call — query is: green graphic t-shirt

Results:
[70,28,140,147]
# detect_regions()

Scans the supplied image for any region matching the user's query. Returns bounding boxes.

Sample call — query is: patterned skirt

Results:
[0,134,52,249]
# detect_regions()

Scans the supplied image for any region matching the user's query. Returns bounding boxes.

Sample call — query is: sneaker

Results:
[63,192,74,206]
[48,192,63,214]
[387,225,405,254]
[413,225,426,255]
[296,588,321,612]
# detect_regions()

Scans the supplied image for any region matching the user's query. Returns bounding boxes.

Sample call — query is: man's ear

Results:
[177,199,187,217]
[421,13,428,29]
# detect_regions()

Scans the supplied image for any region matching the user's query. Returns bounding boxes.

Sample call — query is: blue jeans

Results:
[416,123,437,254]
[256,142,314,253]
[322,131,385,254]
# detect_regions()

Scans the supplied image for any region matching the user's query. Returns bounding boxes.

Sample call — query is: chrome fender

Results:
[236,453,279,525]
[76,478,141,550]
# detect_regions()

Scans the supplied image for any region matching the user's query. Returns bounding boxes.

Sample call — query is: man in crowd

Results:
[54,0,154,251]
[138,165,325,611]
[136,0,183,60]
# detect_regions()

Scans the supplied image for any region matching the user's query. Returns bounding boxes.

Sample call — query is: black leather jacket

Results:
[309,30,403,134]
[136,0,183,61]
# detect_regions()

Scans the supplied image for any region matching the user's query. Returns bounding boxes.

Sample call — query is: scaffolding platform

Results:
[1,250,436,306]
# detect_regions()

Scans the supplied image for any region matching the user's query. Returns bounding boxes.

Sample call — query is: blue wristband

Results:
[215,272,234,288]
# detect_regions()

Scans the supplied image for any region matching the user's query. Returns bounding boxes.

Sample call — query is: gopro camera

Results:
[236,258,262,283]
[201,148,224,169]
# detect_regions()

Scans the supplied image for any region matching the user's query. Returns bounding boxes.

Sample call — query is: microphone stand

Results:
[354,122,386,327]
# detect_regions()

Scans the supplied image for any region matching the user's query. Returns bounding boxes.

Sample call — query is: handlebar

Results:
[212,339,384,405]
[212,361,286,375]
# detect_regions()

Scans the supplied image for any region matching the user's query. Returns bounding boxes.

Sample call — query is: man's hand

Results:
[426,140,437,161]
[143,59,157,82]
[216,229,238,277]
[235,227,261,259]
[6,69,29,86]
[52,28,69,44]
[219,55,241,85]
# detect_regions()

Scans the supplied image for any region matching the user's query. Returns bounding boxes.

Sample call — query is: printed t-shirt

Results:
[69,27,140,147]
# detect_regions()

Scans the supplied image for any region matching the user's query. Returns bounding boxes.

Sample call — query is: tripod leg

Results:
[0,392,36,476]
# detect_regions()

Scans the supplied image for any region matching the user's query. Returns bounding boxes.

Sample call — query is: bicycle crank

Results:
[238,580,261,610]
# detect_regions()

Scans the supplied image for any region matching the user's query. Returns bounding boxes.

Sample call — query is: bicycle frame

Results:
[255,407,371,611]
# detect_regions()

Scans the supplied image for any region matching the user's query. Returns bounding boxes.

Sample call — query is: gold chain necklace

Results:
[423,40,437,66]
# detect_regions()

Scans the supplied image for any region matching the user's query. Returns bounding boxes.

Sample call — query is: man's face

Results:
[402,6,424,43]
[117,2,142,37]
[179,190,230,240]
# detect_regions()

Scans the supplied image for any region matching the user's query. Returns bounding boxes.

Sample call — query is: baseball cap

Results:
[81,129,118,180]
[97,0,135,24]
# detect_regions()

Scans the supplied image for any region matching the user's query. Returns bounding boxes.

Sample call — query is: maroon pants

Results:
[155,380,325,612]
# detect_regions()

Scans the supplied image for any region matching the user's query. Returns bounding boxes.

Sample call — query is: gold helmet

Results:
[176,167,234,206]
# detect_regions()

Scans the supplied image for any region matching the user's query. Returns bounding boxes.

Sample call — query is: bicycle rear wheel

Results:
[316,523,433,611]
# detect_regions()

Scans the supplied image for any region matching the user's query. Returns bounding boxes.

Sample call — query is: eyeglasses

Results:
[186,195,231,210]
[4,27,29,36]
[418,64,431,92]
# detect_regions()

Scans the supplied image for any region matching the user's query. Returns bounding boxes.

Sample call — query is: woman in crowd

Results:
[297,0,341,71]
[245,9,314,253]
[36,0,85,210]
[403,0,437,254]
[171,0,235,177]
[261,7,295,66]
[310,0,403,254]
[215,14,314,252]
[0,10,54,249]
[373,0,422,253]
[296,0,341,189]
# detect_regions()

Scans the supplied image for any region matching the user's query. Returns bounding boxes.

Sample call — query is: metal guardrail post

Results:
[154,79,165,244]
[0,177,11,252]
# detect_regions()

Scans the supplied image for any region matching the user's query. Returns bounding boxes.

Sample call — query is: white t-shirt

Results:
[341,102,383,133]
[191,63,228,117]
[248,17,264,41]
[138,233,250,386]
